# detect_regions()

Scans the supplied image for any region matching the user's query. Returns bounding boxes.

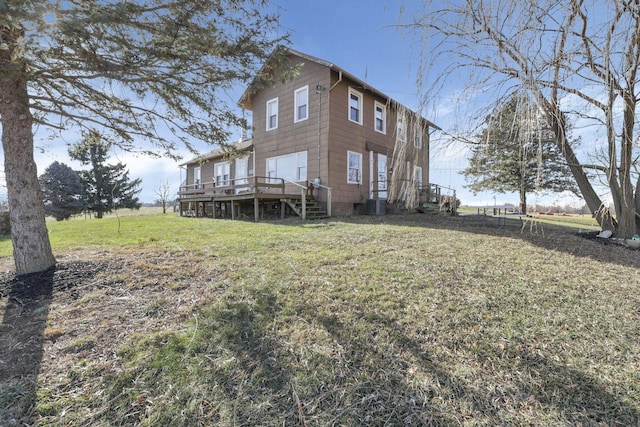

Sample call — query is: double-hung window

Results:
[294,86,309,122]
[374,101,386,134]
[413,125,423,149]
[266,97,278,131]
[214,162,230,187]
[347,151,362,184]
[396,114,406,142]
[348,88,363,125]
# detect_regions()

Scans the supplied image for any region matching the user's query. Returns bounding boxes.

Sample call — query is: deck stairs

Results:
[282,198,328,219]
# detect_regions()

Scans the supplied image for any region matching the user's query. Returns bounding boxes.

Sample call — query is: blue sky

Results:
[28,0,582,208]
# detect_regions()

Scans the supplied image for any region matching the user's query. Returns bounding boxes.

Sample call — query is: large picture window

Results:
[266,151,308,183]
[294,86,309,122]
[347,151,362,184]
[266,97,278,130]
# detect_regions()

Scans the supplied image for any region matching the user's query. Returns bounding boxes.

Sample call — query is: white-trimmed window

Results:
[374,101,386,134]
[347,151,362,184]
[414,165,423,188]
[193,166,201,189]
[214,161,230,187]
[294,86,309,122]
[266,97,278,130]
[348,88,363,125]
[413,125,423,149]
[397,114,406,141]
[378,153,387,198]
[266,151,307,183]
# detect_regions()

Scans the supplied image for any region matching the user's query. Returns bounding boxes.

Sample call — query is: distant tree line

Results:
[39,132,141,221]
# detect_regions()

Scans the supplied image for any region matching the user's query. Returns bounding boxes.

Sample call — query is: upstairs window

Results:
[266,97,278,131]
[413,125,423,149]
[348,88,363,125]
[374,101,386,134]
[396,114,406,142]
[294,86,309,122]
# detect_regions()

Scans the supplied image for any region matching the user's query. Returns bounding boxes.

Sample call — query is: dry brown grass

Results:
[0,213,638,426]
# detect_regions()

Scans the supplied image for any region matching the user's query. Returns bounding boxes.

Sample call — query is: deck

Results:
[177,176,329,221]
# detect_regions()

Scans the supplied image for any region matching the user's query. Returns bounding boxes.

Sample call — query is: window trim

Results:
[348,88,363,125]
[397,113,406,142]
[294,85,309,123]
[414,165,423,188]
[413,124,423,149]
[265,151,308,183]
[214,161,231,187]
[374,101,386,134]
[266,97,279,131]
[347,150,363,184]
[193,166,201,189]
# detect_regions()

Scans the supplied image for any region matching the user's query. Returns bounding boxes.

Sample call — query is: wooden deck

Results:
[177,176,323,221]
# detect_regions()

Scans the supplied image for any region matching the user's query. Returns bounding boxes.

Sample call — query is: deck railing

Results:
[178,176,291,198]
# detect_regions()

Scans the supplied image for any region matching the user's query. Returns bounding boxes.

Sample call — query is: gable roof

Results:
[179,138,253,166]
[239,47,440,130]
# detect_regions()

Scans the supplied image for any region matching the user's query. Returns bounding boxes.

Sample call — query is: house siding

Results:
[179,48,436,219]
[251,57,331,185]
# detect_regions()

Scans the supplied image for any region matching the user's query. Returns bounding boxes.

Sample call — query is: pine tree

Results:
[1,0,289,274]
[69,131,142,219]
[462,92,578,214]
[39,161,87,221]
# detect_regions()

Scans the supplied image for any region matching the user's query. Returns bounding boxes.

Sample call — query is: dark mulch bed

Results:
[0,261,110,302]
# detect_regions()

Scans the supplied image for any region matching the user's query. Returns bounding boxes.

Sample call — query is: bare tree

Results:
[402,0,640,237]
[154,180,173,214]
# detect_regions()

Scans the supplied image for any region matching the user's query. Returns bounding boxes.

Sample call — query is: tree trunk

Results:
[546,108,615,230]
[519,191,527,215]
[0,33,56,275]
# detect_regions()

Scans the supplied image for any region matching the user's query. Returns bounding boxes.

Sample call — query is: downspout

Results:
[316,85,325,184]
[329,70,342,92]
[369,150,374,199]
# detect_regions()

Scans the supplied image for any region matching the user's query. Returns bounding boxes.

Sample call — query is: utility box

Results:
[366,199,386,215]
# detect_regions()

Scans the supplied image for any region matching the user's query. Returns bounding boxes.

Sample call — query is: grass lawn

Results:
[0,213,638,426]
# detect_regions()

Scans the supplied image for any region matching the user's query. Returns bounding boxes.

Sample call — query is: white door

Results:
[235,157,249,193]
[194,166,201,189]
[378,154,387,199]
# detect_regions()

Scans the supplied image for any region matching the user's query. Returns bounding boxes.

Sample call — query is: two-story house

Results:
[177,48,440,220]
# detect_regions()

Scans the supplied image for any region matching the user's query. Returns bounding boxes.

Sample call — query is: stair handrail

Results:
[309,181,332,217]
[281,179,308,220]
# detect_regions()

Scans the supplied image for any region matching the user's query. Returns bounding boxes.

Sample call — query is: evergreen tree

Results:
[462,92,578,214]
[39,161,87,221]
[1,1,290,274]
[69,131,142,219]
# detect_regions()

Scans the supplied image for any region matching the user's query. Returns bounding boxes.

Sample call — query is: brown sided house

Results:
[177,48,444,220]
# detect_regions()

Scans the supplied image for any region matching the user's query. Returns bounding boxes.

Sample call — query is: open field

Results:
[0,213,639,426]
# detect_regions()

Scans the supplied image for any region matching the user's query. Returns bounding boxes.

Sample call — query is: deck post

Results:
[231,201,236,220]
[281,201,285,219]
[254,196,259,222]
[327,188,332,217]
[301,188,306,220]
